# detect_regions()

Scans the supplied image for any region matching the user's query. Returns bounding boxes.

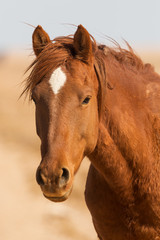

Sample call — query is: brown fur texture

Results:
[24,25,160,240]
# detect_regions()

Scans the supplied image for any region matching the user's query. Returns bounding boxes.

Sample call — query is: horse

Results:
[23,24,160,240]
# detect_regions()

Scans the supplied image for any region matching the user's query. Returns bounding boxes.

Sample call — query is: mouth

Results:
[43,188,72,202]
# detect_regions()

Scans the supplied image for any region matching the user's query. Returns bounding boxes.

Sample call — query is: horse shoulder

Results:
[85,164,134,240]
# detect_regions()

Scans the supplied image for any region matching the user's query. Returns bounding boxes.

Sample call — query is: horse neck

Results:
[89,55,135,206]
[89,54,160,207]
[88,122,134,207]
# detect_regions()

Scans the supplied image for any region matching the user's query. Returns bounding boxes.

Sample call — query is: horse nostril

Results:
[36,166,70,187]
[59,168,70,187]
[36,167,45,185]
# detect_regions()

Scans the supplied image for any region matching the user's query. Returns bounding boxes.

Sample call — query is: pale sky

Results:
[1,0,160,51]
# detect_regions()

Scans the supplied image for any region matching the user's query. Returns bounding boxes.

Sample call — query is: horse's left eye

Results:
[82,96,91,105]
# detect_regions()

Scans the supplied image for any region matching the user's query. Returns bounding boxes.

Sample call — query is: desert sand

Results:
[0,49,160,240]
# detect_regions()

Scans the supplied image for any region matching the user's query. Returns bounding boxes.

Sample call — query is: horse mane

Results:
[22,34,152,101]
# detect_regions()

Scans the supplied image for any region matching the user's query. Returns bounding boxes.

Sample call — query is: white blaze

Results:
[49,67,67,94]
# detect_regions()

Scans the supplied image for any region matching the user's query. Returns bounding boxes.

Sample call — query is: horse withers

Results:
[23,24,160,240]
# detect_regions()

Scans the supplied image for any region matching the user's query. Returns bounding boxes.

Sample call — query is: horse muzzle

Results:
[36,166,72,202]
[43,187,72,202]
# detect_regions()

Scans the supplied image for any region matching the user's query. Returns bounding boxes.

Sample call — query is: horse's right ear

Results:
[32,25,51,56]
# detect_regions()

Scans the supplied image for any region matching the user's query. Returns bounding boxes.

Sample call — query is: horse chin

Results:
[43,188,72,203]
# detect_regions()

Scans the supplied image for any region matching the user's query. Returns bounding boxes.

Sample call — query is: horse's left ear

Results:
[32,25,51,56]
[74,25,93,64]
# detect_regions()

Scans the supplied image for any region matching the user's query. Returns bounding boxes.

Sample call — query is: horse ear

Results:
[73,25,93,64]
[32,25,51,56]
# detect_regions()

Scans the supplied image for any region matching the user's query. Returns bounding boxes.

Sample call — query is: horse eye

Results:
[82,96,91,105]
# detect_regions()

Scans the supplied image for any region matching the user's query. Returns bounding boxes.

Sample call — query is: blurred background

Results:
[1,1,160,239]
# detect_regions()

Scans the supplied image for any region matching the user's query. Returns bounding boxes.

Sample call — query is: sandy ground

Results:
[0,49,160,240]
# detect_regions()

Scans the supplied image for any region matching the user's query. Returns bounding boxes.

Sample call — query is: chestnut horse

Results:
[23,25,160,240]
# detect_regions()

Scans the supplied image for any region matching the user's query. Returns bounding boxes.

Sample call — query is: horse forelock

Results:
[22,36,74,98]
[22,35,97,98]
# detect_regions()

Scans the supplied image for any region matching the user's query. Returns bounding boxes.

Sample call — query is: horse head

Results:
[30,25,100,202]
